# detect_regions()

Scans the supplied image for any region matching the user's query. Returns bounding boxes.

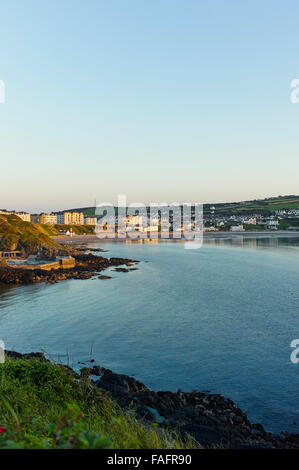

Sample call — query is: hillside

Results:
[38,224,94,236]
[204,195,299,217]
[0,214,59,253]
[66,195,299,218]
[60,207,97,217]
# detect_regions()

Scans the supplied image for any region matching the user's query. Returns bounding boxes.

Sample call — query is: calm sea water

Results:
[0,237,298,433]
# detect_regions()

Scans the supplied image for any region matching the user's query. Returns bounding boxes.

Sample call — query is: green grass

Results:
[54,224,94,234]
[0,215,59,252]
[0,216,95,252]
[279,218,299,229]
[268,202,299,210]
[0,358,197,449]
[38,224,60,236]
[205,195,299,216]
[243,224,265,231]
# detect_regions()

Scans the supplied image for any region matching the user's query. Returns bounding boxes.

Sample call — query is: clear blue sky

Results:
[1,0,299,212]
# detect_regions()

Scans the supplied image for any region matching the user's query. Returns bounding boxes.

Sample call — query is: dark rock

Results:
[179,424,224,447]
[252,423,266,434]
[5,350,49,362]
[5,350,299,449]
[90,365,111,376]
[91,362,299,449]
[0,253,138,286]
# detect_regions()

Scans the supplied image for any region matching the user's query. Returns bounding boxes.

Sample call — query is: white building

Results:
[243,217,256,225]
[84,216,97,225]
[0,210,31,222]
[56,212,84,225]
[38,213,57,225]
[15,212,31,222]
[267,220,279,230]
[0,210,14,215]
[230,224,245,232]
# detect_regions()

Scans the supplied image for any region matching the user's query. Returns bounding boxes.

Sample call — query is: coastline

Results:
[4,350,299,449]
[50,230,299,244]
[0,253,138,285]
[1,239,297,445]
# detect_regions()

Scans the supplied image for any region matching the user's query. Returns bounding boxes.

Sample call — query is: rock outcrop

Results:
[0,253,138,285]
[82,365,299,449]
[4,350,299,448]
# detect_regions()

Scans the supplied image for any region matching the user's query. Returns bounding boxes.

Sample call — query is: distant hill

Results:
[58,207,97,217]
[204,195,299,216]
[0,214,59,253]
[65,195,299,217]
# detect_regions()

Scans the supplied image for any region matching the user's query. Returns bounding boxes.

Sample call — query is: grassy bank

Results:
[0,357,195,449]
[0,215,95,253]
[0,215,59,252]
[39,224,94,236]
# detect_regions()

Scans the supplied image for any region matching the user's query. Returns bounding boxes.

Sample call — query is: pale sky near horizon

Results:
[1,0,299,213]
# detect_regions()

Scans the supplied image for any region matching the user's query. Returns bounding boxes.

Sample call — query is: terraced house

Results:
[57,211,84,225]
[38,213,57,225]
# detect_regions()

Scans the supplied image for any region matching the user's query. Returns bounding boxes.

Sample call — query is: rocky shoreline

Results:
[5,351,299,449]
[0,253,138,285]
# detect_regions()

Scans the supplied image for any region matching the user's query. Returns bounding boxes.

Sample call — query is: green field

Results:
[205,195,299,216]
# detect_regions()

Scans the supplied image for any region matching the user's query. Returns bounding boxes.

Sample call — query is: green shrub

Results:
[0,359,195,449]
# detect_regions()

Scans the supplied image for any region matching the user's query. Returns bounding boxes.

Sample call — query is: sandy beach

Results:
[51,230,299,245]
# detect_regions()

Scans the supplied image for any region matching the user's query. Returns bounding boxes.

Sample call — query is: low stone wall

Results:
[60,256,76,268]
[11,256,75,271]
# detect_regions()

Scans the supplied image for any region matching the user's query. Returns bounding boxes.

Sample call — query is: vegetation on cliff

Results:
[54,224,94,234]
[0,215,59,253]
[0,357,192,449]
[37,224,94,236]
[0,215,95,254]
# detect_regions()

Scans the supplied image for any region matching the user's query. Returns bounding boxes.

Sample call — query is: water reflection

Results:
[121,235,299,254]
[0,237,298,433]
[124,238,159,245]
[0,281,52,309]
[203,236,299,253]
[0,284,17,304]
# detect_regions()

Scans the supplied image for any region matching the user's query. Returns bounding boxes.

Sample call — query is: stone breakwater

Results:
[0,253,138,285]
[4,351,299,449]
[8,256,76,271]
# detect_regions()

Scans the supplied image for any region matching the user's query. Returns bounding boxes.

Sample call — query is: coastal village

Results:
[0,204,299,448]
[0,196,299,265]
[1,200,299,236]
[0,209,138,284]
[0,210,97,229]
[203,208,299,232]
